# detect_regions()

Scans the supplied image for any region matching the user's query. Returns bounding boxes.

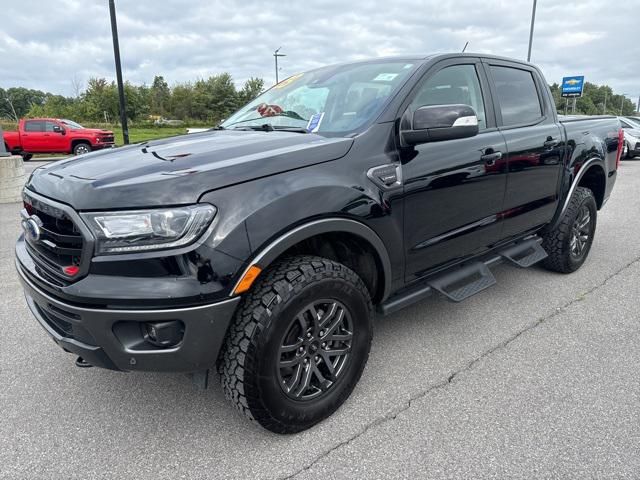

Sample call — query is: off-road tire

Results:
[218,255,373,434]
[542,186,597,273]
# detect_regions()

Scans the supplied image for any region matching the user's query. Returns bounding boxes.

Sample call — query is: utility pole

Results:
[274,47,286,85]
[109,0,129,145]
[526,0,537,62]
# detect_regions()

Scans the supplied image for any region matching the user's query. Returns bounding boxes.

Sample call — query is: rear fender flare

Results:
[550,157,605,229]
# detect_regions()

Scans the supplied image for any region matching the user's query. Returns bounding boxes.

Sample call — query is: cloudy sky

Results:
[0,0,638,101]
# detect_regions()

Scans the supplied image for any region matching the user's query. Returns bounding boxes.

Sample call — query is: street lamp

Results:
[274,47,286,85]
[526,0,537,62]
[108,0,129,145]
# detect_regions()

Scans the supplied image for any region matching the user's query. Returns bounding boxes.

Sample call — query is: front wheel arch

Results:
[233,218,393,303]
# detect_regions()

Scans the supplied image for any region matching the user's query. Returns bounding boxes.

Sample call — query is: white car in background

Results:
[619,117,640,159]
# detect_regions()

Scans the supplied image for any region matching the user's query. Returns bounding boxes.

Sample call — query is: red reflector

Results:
[63,266,80,276]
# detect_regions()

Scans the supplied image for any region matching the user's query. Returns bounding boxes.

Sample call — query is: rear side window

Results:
[491,66,542,126]
[24,121,45,132]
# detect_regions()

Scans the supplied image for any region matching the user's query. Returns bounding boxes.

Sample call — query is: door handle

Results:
[480,151,502,166]
[544,137,559,148]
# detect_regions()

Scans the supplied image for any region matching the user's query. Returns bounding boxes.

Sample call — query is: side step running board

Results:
[378,236,547,316]
[499,237,548,267]
[428,262,496,302]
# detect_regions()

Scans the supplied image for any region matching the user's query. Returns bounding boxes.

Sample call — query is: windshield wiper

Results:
[230,124,308,134]
[225,111,307,128]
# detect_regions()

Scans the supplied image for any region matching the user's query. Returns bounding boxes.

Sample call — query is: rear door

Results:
[21,120,46,152]
[483,60,564,238]
[400,59,508,281]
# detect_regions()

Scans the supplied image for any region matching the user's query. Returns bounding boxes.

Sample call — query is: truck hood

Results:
[26,130,354,210]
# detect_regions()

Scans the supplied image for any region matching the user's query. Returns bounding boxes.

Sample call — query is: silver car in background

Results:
[619,117,640,159]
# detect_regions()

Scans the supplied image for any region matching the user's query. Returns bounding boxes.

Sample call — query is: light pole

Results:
[108,0,129,145]
[274,47,286,84]
[620,93,628,115]
[526,0,537,62]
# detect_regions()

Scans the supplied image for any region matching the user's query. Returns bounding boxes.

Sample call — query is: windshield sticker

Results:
[373,73,399,82]
[306,112,325,132]
[274,73,303,89]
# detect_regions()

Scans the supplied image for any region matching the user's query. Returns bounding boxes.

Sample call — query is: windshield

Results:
[221,60,417,135]
[60,119,85,130]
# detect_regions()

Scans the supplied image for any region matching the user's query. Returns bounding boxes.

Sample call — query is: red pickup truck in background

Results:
[3,118,114,160]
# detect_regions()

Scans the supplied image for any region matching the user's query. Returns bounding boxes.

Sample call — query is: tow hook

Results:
[75,356,93,368]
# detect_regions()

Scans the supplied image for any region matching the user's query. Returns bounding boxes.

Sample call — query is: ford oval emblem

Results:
[22,215,43,243]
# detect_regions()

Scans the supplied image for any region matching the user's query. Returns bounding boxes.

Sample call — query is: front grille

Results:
[22,192,87,286]
[100,135,114,143]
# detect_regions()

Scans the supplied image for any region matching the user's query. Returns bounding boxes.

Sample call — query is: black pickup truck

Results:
[16,54,622,433]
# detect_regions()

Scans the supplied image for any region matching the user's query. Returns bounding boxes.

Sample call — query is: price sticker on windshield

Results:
[306,112,325,132]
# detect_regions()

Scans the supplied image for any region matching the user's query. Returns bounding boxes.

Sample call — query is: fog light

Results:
[143,321,184,348]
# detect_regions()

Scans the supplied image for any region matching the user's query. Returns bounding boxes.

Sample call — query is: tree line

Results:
[0,74,264,126]
[0,76,637,127]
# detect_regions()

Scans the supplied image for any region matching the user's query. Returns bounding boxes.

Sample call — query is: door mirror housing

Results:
[53,125,65,135]
[402,104,479,146]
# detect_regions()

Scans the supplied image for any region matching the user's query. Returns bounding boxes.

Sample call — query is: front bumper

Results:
[17,262,240,372]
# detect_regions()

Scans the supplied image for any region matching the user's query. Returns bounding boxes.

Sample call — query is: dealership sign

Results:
[561,76,585,98]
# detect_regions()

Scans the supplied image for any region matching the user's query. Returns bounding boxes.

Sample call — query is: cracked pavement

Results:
[2,159,640,479]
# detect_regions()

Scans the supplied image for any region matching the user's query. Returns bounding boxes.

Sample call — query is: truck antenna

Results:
[462,42,469,53]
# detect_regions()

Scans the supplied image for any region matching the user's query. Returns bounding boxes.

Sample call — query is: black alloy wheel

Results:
[277,299,353,401]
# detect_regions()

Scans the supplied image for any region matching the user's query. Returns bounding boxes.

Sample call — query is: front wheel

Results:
[218,255,373,433]
[542,186,597,273]
[73,143,91,156]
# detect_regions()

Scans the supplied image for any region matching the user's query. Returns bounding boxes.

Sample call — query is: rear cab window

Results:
[490,66,543,126]
[24,121,45,132]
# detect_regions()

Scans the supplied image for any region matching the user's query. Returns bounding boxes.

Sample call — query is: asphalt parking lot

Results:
[2,159,640,479]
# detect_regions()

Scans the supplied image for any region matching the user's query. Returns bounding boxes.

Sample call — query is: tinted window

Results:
[410,64,486,130]
[491,66,542,126]
[45,121,59,132]
[24,121,44,132]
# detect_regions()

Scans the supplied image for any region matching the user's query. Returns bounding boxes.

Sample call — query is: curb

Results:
[0,156,26,204]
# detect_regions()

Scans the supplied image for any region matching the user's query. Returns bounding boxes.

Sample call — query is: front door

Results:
[44,120,68,152]
[400,60,508,282]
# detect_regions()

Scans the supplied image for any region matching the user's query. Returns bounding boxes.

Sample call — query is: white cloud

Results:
[0,0,636,99]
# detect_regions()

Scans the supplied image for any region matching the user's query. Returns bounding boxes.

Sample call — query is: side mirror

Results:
[402,104,479,145]
[52,125,65,134]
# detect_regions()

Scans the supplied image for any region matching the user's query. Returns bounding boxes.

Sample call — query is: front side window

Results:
[410,64,487,130]
[222,61,418,135]
[491,66,542,126]
[45,121,59,132]
[24,121,44,132]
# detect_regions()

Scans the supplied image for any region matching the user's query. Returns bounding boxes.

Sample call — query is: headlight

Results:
[81,204,216,255]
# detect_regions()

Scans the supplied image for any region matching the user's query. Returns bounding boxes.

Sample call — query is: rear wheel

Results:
[542,186,597,273]
[218,255,373,433]
[21,153,33,161]
[73,143,91,156]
